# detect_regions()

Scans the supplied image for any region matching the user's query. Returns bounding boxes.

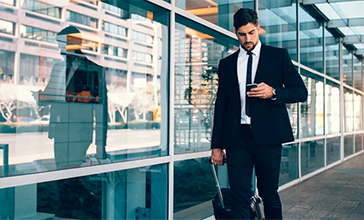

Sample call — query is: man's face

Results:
[235,22,260,51]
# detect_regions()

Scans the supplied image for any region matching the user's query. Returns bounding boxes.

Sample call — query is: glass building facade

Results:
[0,0,363,219]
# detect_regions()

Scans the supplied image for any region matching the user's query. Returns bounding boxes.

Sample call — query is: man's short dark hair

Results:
[233,8,258,30]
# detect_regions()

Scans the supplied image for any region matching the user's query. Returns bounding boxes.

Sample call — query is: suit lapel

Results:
[254,44,268,83]
[229,49,241,108]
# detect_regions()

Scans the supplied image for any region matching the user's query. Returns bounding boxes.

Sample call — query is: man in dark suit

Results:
[210,8,308,219]
[37,26,107,169]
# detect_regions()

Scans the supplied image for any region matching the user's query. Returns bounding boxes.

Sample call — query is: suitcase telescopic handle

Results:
[210,159,227,209]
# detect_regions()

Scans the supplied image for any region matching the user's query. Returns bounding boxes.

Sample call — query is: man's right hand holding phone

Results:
[247,82,274,99]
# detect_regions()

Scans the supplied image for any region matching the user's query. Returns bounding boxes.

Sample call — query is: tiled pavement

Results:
[280,152,364,220]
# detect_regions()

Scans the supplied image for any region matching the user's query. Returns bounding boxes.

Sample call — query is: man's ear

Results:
[257,25,266,35]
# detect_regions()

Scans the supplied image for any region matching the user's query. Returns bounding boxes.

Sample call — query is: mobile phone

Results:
[246,83,257,92]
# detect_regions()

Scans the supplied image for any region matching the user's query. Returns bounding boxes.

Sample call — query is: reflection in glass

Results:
[20,25,57,43]
[0,0,169,176]
[326,136,341,165]
[301,139,324,176]
[300,70,324,138]
[286,103,298,139]
[259,1,297,61]
[66,10,98,28]
[0,164,168,219]
[325,81,340,134]
[344,89,354,132]
[21,0,62,18]
[280,144,298,186]
[0,19,14,35]
[354,94,362,131]
[0,0,14,5]
[353,56,362,91]
[177,0,254,32]
[0,50,15,83]
[344,135,354,158]
[174,157,215,219]
[325,30,340,81]
[300,7,323,73]
[174,16,237,154]
[355,134,363,153]
[343,47,353,86]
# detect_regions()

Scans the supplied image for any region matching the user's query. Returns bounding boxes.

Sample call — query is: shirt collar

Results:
[239,41,262,58]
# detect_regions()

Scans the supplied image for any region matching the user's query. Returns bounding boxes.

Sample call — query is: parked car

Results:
[14,116,36,123]
[33,115,50,124]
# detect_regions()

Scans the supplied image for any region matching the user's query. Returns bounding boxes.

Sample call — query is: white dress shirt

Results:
[237,41,262,124]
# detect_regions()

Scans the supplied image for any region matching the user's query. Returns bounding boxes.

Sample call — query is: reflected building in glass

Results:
[0,0,364,219]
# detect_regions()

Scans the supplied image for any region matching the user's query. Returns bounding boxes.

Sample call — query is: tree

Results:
[0,100,16,122]
[130,82,160,121]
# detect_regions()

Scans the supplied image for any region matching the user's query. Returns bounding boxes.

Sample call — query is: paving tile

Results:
[279,153,364,220]
[331,200,359,214]
[283,206,311,217]
[303,209,331,218]
[324,211,351,219]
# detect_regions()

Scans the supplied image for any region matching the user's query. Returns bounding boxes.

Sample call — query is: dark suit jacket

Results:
[211,44,308,149]
[43,53,107,146]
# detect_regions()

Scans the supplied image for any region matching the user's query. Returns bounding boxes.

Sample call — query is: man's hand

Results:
[211,148,226,166]
[247,82,274,99]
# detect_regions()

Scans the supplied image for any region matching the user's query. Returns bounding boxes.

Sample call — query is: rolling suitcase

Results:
[211,162,264,219]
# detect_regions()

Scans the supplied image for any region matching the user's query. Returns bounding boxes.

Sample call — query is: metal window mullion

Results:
[323,22,327,166]
[0,156,172,189]
[296,0,302,179]
[339,38,344,161]
[168,1,175,218]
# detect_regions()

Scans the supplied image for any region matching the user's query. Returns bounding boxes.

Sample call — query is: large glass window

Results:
[0,0,169,177]
[280,143,298,186]
[132,30,153,44]
[343,48,353,86]
[177,0,254,33]
[259,1,297,61]
[344,89,354,132]
[20,25,57,43]
[19,54,56,85]
[0,164,167,219]
[0,0,14,5]
[287,102,299,139]
[21,0,61,18]
[102,44,127,58]
[300,7,323,73]
[344,134,354,158]
[355,134,363,153]
[66,10,98,28]
[174,157,215,219]
[325,80,340,134]
[103,21,127,37]
[174,15,237,154]
[300,70,324,138]
[326,136,341,165]
[0,19,14,35]
[354,93,362,131]
[0,50,15,83]
[353,56,362,91]
[301,139,325,176]
[325,30,340,81]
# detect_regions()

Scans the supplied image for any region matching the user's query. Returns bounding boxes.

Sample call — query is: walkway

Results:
[281,152,364,219]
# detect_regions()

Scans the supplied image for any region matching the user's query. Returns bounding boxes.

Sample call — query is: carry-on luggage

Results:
[211,162,264,219]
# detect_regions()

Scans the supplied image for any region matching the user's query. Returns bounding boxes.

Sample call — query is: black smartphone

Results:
[246,83,257,92]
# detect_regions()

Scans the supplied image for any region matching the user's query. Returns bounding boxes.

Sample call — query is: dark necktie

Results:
[246,50,253,117]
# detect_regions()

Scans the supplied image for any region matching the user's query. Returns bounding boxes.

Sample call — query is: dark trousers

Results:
[226,124,283,220]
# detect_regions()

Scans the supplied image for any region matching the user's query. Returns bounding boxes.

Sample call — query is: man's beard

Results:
[242,42,256,51]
